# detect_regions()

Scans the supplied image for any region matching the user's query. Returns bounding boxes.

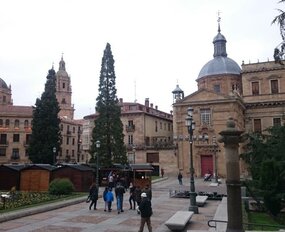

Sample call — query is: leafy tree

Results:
[28,67,61,164]
[241,126,285,216]
[91,43,127,167]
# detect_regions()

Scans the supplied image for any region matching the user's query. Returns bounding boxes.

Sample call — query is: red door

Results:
[201,155,213,176]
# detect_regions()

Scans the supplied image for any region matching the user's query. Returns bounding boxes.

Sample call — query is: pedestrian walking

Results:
[137,192,153,232]
[115,182,125,214]
[134,185,142,213]
[178,172,183,185]
[161,168,164,178]
[129,182,136,210]
[88,183,98,210]
[103,187,108,212]
[106,188,114,212]
[142,184,152,201]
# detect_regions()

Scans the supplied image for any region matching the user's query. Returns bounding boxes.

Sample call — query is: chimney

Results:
[119,98,123,103]
[145,98,149,107]
[150,103,153,108]
[155,105,158,110]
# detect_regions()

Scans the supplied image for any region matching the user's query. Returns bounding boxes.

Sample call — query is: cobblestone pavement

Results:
[0,177,227,232]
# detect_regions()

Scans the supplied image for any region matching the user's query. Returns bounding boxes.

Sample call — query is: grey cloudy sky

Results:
[0,0,282,119]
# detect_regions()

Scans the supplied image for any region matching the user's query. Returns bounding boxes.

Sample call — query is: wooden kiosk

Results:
[129,163,154,189]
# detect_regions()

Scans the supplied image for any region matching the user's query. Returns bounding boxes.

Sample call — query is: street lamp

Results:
[53,147,56,165]
[185,107,198,214]
[95,140,101,189]
[212,136,218,184]
[132,145,136,164]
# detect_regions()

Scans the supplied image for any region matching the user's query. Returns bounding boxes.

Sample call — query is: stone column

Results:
[218,118,244,232]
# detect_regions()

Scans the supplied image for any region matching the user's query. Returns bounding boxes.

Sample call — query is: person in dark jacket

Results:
[129,182,136,210]
[134,185,142,213]
[88,183,98,210]
[142,184,152,201]
[115,182,125,214]
[138,192,153,232]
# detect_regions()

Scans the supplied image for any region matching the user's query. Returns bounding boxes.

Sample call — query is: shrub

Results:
[48,178,74,195]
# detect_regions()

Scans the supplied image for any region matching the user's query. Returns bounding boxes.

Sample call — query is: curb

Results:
[0,177,169,223]
[0,196,86,223]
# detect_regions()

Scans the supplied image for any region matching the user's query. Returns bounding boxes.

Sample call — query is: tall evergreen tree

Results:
[91,43,127,167]
[28,67,61,164]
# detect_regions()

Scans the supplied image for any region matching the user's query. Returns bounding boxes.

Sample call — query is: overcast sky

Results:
[0,0,283,119]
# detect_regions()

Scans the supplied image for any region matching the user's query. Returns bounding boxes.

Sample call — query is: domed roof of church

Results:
[0,77,8,89]
[197,23,241,79]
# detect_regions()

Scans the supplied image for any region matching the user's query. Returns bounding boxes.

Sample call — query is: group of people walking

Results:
[88,181,153,232]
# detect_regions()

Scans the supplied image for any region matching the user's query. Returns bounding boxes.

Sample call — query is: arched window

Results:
[14,119,20,128]
[24,120,29,128]
[5,119,10,127]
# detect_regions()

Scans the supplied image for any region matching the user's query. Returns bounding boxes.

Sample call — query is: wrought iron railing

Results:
[208,219,285,231]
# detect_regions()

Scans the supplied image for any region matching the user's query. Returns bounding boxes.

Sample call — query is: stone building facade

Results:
[82,98,176,176]
[0,57,83,164]
[172,23,285,178]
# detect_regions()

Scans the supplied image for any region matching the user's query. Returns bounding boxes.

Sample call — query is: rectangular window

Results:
[273,118,281,127]
[26,134,31,145]
[155,121,158,132]
[0,148,6,156]
[253,119,262,133]
[67,137,69,145]
[72,150,75,157]
[11,148,20,160]
[13,134,20,142]
[0,134,7,144]
[128,135,133,145]
[72,138,75,145]
[213,84,220,93]
[200,109,211,125]
[271,80,279,94]
[252,81,259,95]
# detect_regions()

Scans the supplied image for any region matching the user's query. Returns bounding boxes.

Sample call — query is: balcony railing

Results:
[0,141,9,147]
[126,125,135,132]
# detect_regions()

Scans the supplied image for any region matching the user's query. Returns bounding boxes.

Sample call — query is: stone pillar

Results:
[218,118,244,232]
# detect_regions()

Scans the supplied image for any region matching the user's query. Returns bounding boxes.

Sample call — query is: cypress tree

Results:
[28,67,61,164]
[91,43,127,167]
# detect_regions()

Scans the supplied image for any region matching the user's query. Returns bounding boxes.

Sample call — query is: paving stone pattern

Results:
[0,177,226,232]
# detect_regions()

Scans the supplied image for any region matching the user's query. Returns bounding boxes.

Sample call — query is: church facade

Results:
[172,23,285,178]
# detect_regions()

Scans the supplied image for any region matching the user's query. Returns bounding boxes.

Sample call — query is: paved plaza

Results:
[0,177,227,232]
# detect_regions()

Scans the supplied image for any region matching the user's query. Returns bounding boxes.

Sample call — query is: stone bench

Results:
[165,210,194,231]
[196,195,208,206]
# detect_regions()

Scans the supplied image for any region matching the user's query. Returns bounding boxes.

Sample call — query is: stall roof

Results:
[129,163,154,171]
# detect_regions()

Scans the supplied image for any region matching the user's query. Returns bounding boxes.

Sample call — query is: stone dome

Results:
[0,77,8,89]
[197,25,241,79]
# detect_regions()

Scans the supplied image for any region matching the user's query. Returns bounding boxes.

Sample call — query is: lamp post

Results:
[52,147,56,165]
[213,136,218,184]
[185,107,198,214]
[132,145,136,164]
[95,140,101,189]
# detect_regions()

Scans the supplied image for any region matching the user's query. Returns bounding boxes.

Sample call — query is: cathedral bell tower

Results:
[55,55,75,119]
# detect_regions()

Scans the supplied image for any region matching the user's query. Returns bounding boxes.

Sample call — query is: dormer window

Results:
[213,84,220,93]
